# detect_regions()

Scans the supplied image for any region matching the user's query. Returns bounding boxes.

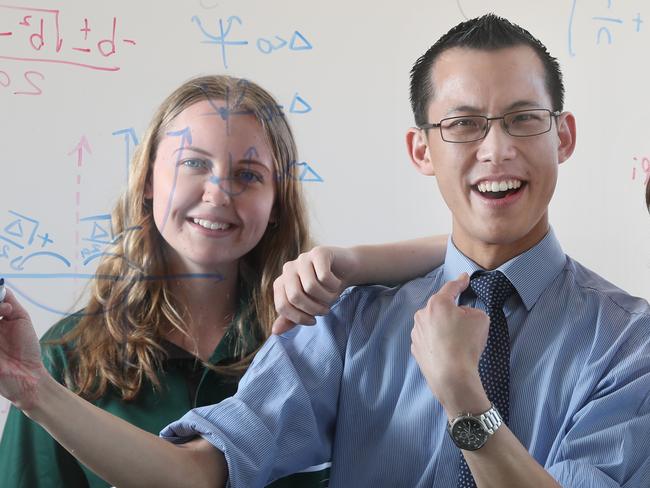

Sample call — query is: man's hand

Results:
[410,273,490,415]
[0,288,48,411]
[272,246,353,334]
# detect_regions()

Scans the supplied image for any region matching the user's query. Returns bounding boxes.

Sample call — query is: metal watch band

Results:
[478,405,502,435]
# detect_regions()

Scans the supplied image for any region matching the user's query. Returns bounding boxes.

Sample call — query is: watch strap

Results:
[477,404,502,435]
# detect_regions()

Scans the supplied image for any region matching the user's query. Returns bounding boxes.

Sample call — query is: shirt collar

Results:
[442,228,566,311]
[160,322,240,365]
[161,339,197,360]
[160,296,258,365]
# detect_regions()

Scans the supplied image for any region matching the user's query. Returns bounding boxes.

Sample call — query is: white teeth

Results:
[477,179,523,193]
[193,218,232,230]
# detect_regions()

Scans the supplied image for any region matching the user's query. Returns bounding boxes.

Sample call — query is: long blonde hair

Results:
[55,75,310,400]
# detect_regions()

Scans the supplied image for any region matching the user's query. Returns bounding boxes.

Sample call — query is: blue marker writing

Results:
[0,278,5,303]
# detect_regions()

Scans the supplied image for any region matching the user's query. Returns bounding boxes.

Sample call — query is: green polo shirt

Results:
[0,313,330,487]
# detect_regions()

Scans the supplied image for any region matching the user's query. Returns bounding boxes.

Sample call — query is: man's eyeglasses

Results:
[418,109,561,143]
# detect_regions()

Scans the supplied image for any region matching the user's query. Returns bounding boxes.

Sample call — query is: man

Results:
[161,14,650,487]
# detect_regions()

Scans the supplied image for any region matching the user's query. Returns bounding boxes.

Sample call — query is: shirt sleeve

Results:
[546,314,650,488]
[161,288,357,488]
[0,334,90,488]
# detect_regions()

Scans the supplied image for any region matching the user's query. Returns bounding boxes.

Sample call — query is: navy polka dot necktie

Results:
[456,270,515,488]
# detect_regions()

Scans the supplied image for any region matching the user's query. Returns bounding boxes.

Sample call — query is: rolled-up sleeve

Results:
[546,319,650,488]
[161,289,356,488]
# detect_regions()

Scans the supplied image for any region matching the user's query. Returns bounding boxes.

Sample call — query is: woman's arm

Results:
[0,290,227,488]
[343,234,448,285]
[0,323,93,487]
[272,234,447,333]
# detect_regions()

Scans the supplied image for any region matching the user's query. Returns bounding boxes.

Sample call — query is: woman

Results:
[0,74,319,487]
[0,74,448,487]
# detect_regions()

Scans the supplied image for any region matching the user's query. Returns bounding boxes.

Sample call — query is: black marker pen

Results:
[0,278,5,303]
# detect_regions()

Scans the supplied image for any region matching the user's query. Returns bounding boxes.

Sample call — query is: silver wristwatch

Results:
[447,404,502,451]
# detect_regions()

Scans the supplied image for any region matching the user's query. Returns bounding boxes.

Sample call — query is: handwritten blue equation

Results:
[191,15,313,69]
[568,0,644,56]
[0,209,139,275]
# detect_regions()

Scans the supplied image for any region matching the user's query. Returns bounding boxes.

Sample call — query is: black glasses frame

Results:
[418,109,562,143]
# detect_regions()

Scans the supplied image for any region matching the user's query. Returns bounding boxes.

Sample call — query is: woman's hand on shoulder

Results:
[272,246,358,334]
[0,288,48,410]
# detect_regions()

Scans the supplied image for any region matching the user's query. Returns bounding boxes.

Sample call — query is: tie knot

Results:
[470,271,515,310]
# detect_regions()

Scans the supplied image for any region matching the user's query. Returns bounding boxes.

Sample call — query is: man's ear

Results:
[556,112,577,165]
[406,127,435,176]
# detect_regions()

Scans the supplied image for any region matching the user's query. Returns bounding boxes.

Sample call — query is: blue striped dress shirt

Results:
[161,230,650,487]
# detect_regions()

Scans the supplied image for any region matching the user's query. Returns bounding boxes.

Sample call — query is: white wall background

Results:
[2,0,649,432]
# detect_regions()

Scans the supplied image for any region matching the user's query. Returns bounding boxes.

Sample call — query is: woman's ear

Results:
[267,206,279,229]
[406,127,436,176]
[144,173,153,199]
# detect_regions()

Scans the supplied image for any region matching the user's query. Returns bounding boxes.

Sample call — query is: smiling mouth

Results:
[473,179,526,200]
[190,218,233,230]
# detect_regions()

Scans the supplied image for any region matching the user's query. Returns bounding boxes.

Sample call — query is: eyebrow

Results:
[445,100,543,116]
[237,158,272,173]
[173,145,213,157]
[445,105,482,116]
[504,100,542,111]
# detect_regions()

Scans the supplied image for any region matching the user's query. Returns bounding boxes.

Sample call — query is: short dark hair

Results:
[410,14,565,126]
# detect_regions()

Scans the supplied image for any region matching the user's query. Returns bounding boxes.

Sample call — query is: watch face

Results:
[450,418,488,451]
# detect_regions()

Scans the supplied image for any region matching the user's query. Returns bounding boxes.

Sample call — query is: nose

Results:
[203,174,232,206]
[475,119,517,164]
